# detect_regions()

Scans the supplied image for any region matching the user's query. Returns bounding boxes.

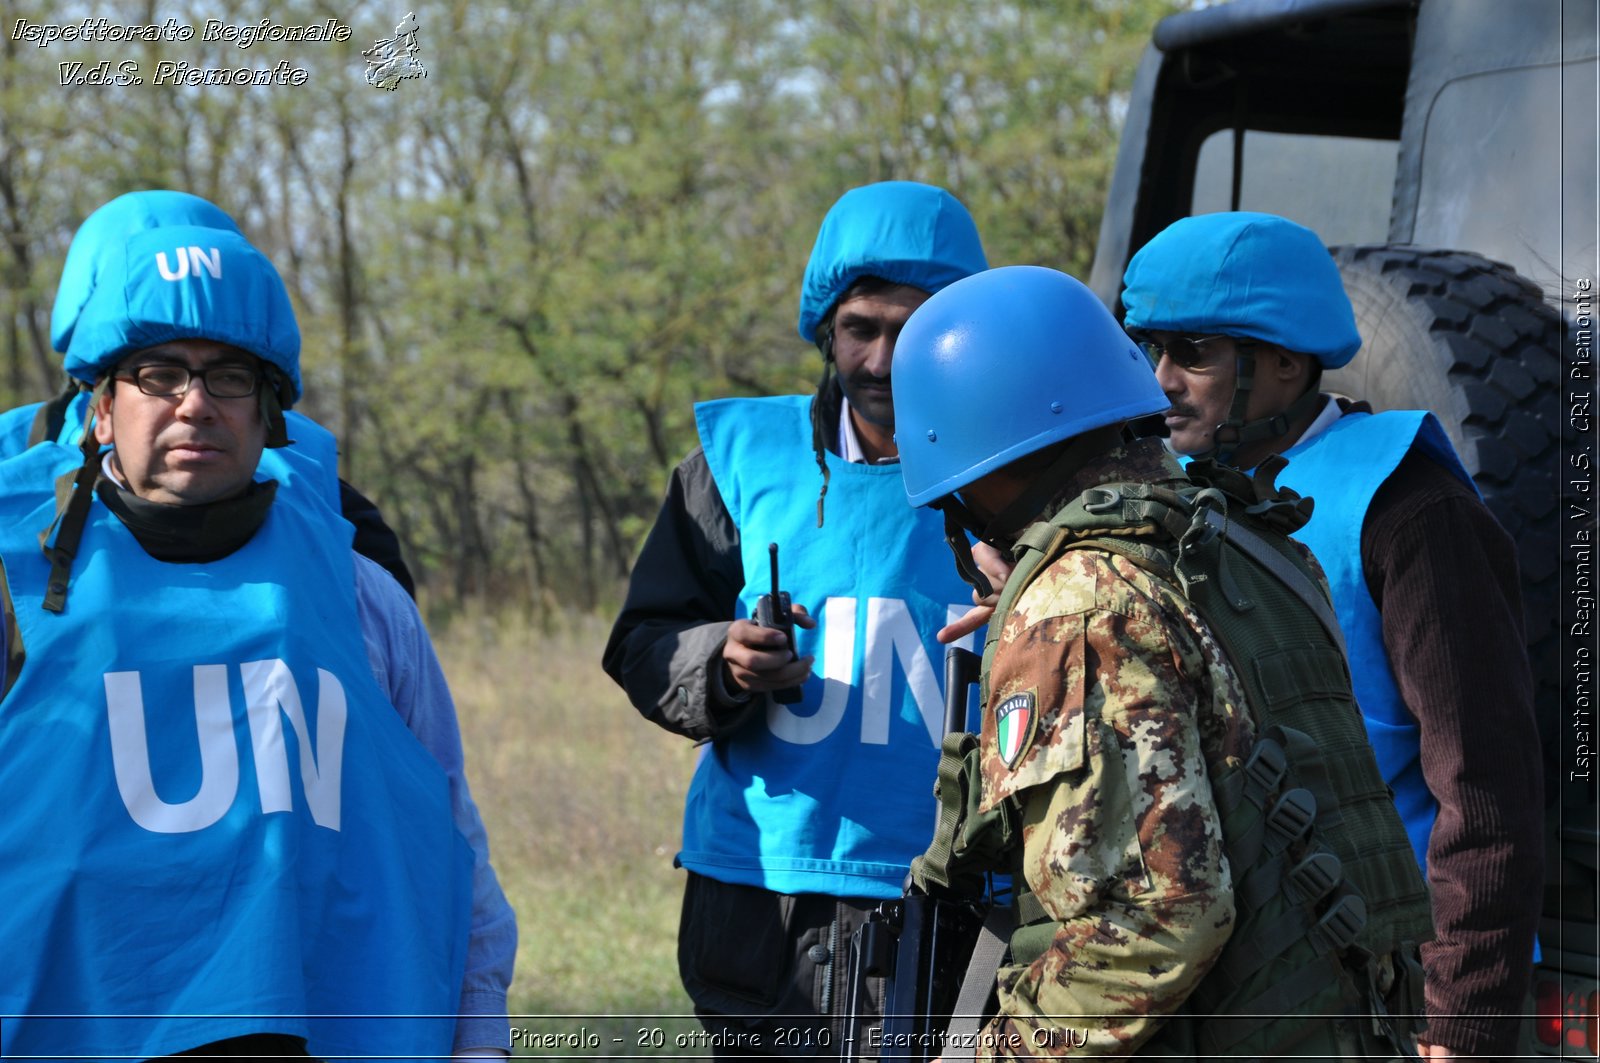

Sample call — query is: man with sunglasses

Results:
[1122,211,1541,1062]
[0,226,514,1061]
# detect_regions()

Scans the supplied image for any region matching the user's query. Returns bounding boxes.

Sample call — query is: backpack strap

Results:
[29,379,84,448]
[1180,493,1349,660]
[940,904,1015,1063]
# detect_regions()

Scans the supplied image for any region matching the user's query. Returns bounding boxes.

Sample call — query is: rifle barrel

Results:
[942,647,980,737]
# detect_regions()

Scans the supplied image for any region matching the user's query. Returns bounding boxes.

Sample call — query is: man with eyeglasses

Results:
[0,189,416,596]
[1121,211,1541,1062]
[0,226,514,1062]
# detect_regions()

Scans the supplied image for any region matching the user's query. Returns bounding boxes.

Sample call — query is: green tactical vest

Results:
[982,456,1433,1061]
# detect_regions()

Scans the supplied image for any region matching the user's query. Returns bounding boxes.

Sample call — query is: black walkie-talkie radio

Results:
[754,542,802,704]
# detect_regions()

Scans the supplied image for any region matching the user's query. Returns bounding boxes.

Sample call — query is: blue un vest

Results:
[0,390,342,509]
[0,400,41,457]
[1277,409,1474,874]
[682,395,981,898]
[0,444,471,1061]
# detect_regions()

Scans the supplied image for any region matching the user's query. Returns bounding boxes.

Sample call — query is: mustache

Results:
[1165,402,1199,419]
[843,370,891,389]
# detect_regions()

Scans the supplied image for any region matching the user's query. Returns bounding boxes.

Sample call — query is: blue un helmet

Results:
[797,181,988,343]
[65,225,302,405]
[1121,211,1359,461]
[895,265,1168,508]
[52,190,242,354]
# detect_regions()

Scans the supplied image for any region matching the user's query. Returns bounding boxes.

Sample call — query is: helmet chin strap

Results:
[929,425,1124,599]
[1197,350,1322,466]
[930,498,995,599]
[258,365,295,449]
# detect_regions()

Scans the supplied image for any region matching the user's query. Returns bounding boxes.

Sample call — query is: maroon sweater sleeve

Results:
[1362,447,1543,1058]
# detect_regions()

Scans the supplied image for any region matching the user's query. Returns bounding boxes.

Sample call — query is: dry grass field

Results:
[436,610,703,1055]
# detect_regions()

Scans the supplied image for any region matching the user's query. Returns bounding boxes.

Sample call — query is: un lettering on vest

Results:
[104,659,345,834]
[766,596,974,746]
[155,246,222,282]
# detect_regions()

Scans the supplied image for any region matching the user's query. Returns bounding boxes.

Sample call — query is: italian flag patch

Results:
[995,691,1037,768]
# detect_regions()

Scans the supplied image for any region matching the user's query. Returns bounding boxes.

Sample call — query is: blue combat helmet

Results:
[894,265,1167,508]
[66,225,302,404]
[52,190,242,354]
[797,181,988,343]
[1121,211,1361,368]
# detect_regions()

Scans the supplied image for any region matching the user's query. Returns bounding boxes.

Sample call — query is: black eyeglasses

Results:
[116,363,263,399]
[1133,333,1249,371]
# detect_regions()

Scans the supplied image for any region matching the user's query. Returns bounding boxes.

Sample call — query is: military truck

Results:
[1086,0,1598,1055]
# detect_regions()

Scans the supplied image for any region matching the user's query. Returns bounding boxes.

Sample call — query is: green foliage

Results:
[0,0,1176,608]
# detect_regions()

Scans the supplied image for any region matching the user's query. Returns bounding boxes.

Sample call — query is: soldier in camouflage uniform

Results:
[892,265,1430,1059]
[972,437,1255,1056]
[910,281,1254,1056]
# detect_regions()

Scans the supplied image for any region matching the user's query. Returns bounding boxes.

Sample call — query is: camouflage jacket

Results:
[976,440,1257,1059]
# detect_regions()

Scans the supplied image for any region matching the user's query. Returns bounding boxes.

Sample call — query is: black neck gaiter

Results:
[95,476,278,562]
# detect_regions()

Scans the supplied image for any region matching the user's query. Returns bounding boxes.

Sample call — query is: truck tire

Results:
[1324,244,1569,800]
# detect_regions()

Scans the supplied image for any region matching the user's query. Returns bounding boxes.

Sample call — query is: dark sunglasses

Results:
[1133,333,1250,371]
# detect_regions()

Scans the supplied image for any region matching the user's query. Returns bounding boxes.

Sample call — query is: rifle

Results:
[841,646,987,1062]
[753,542,801,704]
